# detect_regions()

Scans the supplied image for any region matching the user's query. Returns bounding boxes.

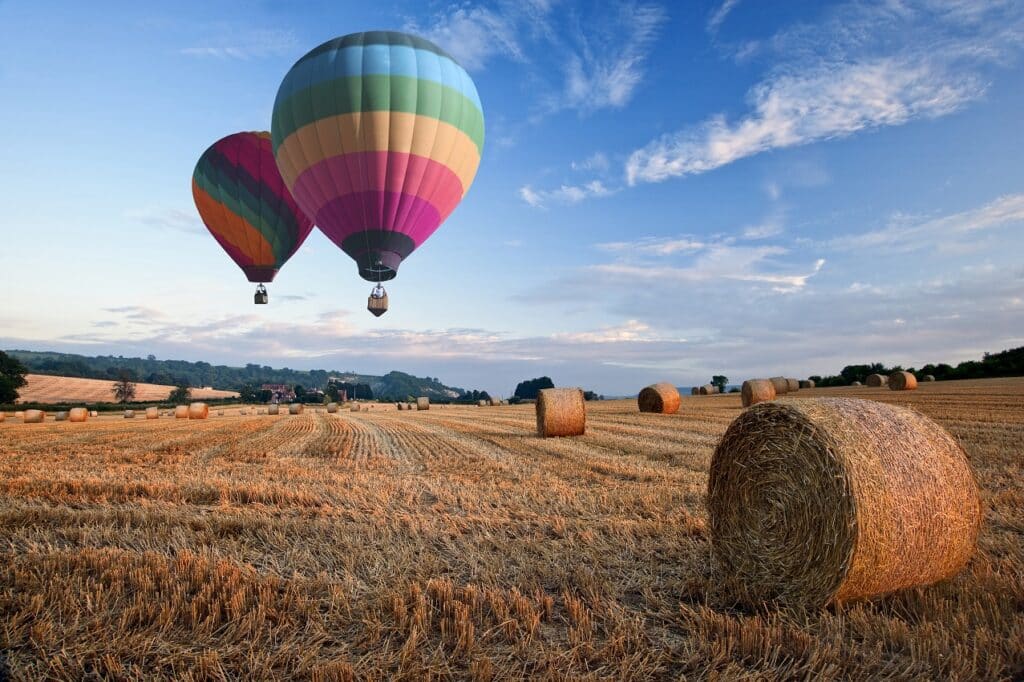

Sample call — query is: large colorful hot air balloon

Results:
[192,131,314,304]
[271,31,484,316]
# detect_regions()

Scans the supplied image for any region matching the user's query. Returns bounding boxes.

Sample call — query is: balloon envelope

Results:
[271,31,484,281]
[192,131,314,283]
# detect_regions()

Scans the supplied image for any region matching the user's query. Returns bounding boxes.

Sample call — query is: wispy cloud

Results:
[571,152,611,173]
[405,4,531,71]
[179,28,298,60]
[596,236,705,255]
[707,0,742,34]
[125,207,205,234]
[519,180,614,207]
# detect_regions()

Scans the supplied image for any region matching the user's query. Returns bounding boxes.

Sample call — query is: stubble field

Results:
[1,379,1022,680]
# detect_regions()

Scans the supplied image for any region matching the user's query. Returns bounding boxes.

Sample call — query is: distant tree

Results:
[711,375,729,393]
[147,354,156,361]
[583,390,600,401]
[111,370,137,404]
[239,383,259,403]
[294,385,307,400]
[513,376,554,400]
[257,389,273,403]
[168,383,191,404]
[0,351,29,403]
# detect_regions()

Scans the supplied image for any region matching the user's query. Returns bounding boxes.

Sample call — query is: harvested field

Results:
[16,374,239,404]
[1,378,1022,679]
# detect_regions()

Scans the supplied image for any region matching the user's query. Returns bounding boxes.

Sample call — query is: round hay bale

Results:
[123,410,135,419]
[708,397,981,607]
[536,388,586,437]
[257,409,265,415]
[698,384,714,395]
[327,402,338,413]
[851,381,863,387]
[786,378,800,392]
[350,404,360,412]
[217,410,224,416]
[638,382,681,414]
[14,411,24,418]
[69,407,88,422]
[188,402,209,420]
[923,374,936,382]
[889,371,918,391]
[55,411,68,422]
[865,374,888,387]
[490,397,502,406]
[174,405,189,419]
[407,403,415,411]
[268,404,280,415]
[23,409,45,423]
[769,377,789,395]
[240,408,249,416]
[501,400,509,406]
[90,410,98,417]
[145,407,159,420]
[477,400,487,407]
[417,397,430,411]
[799,379,815,389]
[691,387,699,396]
[397,403,404,411]
[0,413,5,423]
[741,379,776,408]
[288,403,303,415]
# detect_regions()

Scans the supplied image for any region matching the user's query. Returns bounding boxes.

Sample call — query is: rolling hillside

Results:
[16,374,239,404]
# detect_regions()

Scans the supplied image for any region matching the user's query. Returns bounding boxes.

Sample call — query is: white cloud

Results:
[626,56,983,184]
[180,29,297,60]
[518,180,614,207]
[742,217,784,240]
[571,152,611,173]
[596,237,705,255]
[125,207,204,234]
[707,0,742,34]
[406,5,527,71]
[552,320,661,344]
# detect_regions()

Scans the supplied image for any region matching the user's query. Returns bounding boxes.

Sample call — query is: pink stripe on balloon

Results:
[315,192,442,248]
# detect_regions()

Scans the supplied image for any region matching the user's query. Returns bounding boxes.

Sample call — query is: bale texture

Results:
[691,387,699,396]
[350,404,360,412]
[866,374,888,387]
[923,375,936,382]
[188,403,209,420]
[55,411,68,422]
[786,378,800,393]
[698,384,714,396]
[0,413,5,423]
[90,411,98,417]
[14,411,24,418]
[123,410,135,419]
[478,400,488,407]
[638,382,681,414]
[769,377,789,395]
[68,409,88,422]
[417,397,429,411]
[741,379,776,408]
[145,407,159,420]
[490,397,502,406]
[708,397,981,607]
[799,380,815,389]
[327,402,338,413]
[536,388,586,437]
[240,408,250,416]
[288,403,303,415]
[174,406,189,419]
[889,371,918,391]
[23,410,45,423]
[268,404,279,415]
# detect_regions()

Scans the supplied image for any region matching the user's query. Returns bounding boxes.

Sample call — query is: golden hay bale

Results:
[145,407,159,420]
[217,410,224,416]
[866,374,888,387]
[188,403,209,419]
[786,378,800,392]
[417,397,430,411]
[0,413,5,423]
[240,408,250,415]
[501,400,509,406]
[490,397,502,406]
[741,379,776,408]
[478,399,488,407]
[123,410,135,419]
[288,403,303,415]
[851,381,863,387]
[68,408,88,422]
[23,409,45,423]
[769,377,789,395]
[536,388,586,437]
[174,406,189,419]
[90,410,98,417]
[268,404,279,415]
[396,403,404,411]
[638,382,681,414]
[923,374,936,382]
[15,411,24,418]
[799,379,815,389]
[691,387,699,396]
[698,384,714,395]
[708,397,981,607]
[327,402,338,413]
[350,404,360,412]
[55,411,68,422]
[889,371,918,391]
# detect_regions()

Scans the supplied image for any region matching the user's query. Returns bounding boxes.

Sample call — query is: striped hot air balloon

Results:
[271,31,484,315]
[192,131,314,304]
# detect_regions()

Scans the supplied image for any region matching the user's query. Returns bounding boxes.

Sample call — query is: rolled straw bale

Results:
[889,371,918,391]
[145,407,159,420]
[0,413,5,423]
[490,397,502,406]
[922,375,936,382]
[741,379,776,408]
[851,381,862,387]
[23,410,45,423]
[478,400,487,407]
[713,385,721,394]
[690,387,699,396]
[501,400,509,406]
[698,384,714,395]
[407,403,415,410]
[638,382,681,414]
[123,410,135,419]
[289,403,303,415]
[786,378,800,392]
[90,410,98,417]
[351,404,360,412]
[15,411,24,418]
[174,406,189,419]
[397,403,405,411]
[188,403,209,419]
[417,397,429,411]
[240,408,250,416]
[258,409,265,415]
[769,377,789,395]
[536,388,586,437]
[866,374,887,387]
[69,408,88,422]
[708,397,981,607]
[55,411,68,422]
[799,380,815,389]
[327,402,338,413]
[217,410,224,416]
[268,404,279,415]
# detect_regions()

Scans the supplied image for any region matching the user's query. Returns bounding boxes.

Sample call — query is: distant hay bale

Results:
[769,377,789,395]
[786,378,800,392]
[0,413,5,423]
[889,371,918,391]
[240,408,249,415]
[536,388,586,437]
[123,410,135,419]
[699,384,714,395]
[268,404,279,415]
[188,403,209,420]
[851,381,862,387]
[417,397,429,411]
[327,402,338,413]
[288,403,303,415]
[397,403,404,411]
[407,403,415,410]
[490,397,502,406]
[217,410,224,416]
[741,379,776,408]
[174,406,189,419]
[90,410,98,417]
[145,407,159,420]
[799,380,815,389]
[691,387,699,396]
[69,408,88,422]
[23,410,45,423]
[257,409,265,415]
[923,375,936,382]
[866,374,888,387]
[350,404,360,412]
[708,397,981,607]
[638,382,681,414]
[55,411,68,422]
[501,400,509,406]
[478,400,488,407]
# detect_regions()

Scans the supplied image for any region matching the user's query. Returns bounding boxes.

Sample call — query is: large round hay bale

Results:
[417,397,430,411]
[123,410,135,419]
[698,384,714,395]
[769,377,789,395]
[174,405,189,419]
[922,374,936,382]
[23,410,45,423]
[288,403,303,415]
[799,379,815,389]
[490,397,502,406]
[188,402,209,419]
[55,411,68,422]
[327,402,338,413]
[638,382,681,414]
[268,404,279,415]
[477,399,488,407]
[536,388,586,437]
[708,397,981,607]
[786,378,800,392]
[741,379,776,408]
[68,408,88,422]
[851,381,862,387]
[145,407,159,420]
[407,403,415,411]
[865,373,888,387]
[240,408,250,416]
[889,371,918,391]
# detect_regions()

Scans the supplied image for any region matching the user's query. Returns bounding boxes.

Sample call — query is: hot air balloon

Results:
[271,31,484,316]
[192,131,314,304]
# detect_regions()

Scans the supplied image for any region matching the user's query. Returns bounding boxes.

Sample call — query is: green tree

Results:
[711,375,729,393]
[0,351,29,403]
[111,370,137,404]
[513,376,554,400]
[239,383,258,403]
[168,383,191,404]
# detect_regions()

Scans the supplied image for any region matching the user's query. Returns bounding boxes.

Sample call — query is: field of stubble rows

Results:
[1,379,1022,680]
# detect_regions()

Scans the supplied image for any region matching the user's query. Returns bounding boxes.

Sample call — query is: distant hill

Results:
[16,374,238,405]
[5,350,470,402]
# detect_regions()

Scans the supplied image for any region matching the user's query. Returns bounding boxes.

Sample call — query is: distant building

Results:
[261,384,295,402]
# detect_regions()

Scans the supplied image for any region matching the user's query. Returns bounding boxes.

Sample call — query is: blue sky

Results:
[1,0,1023,397]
